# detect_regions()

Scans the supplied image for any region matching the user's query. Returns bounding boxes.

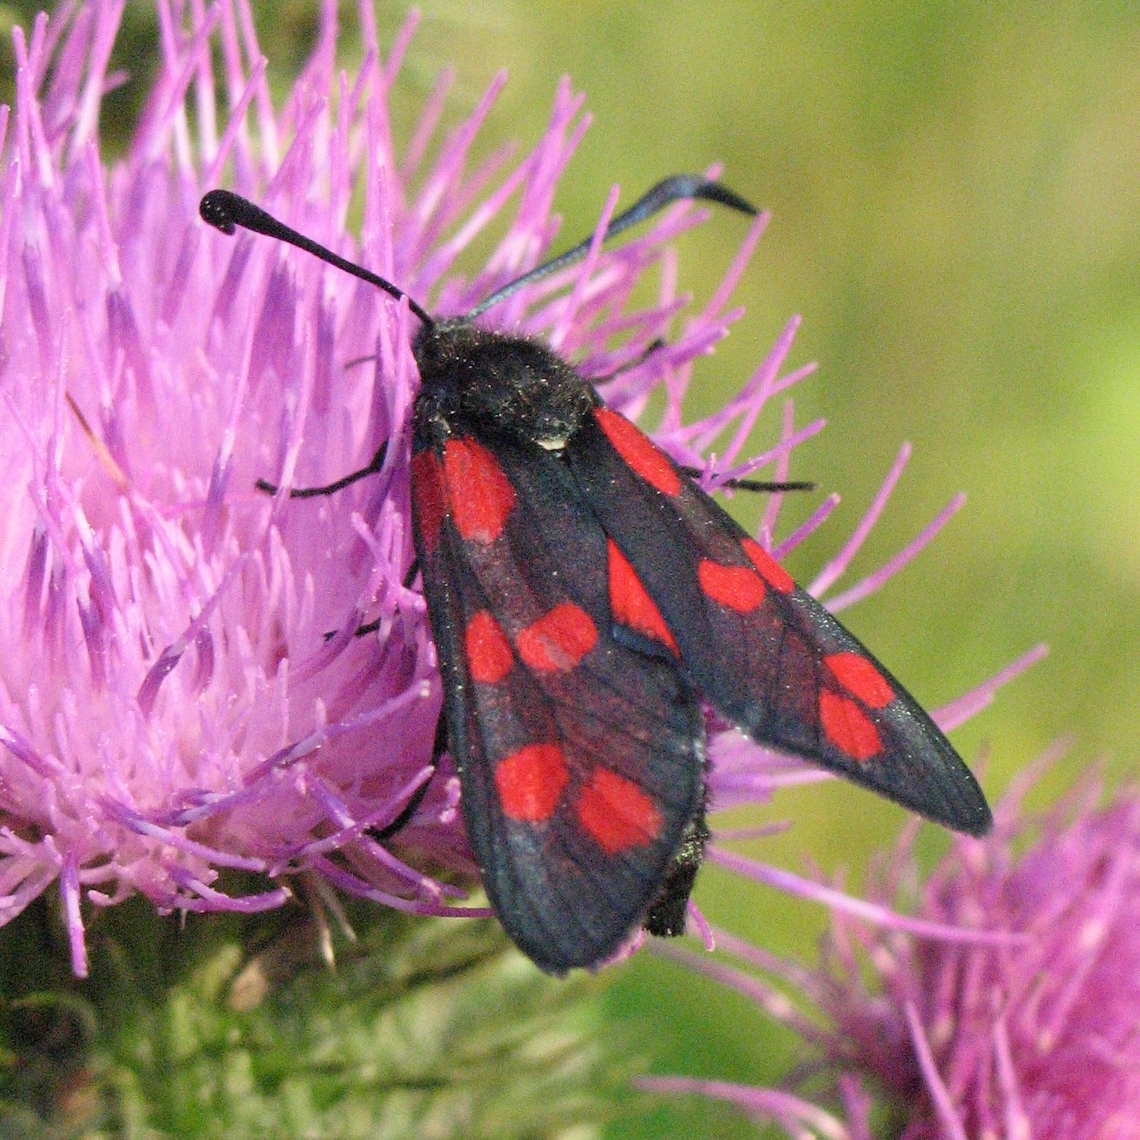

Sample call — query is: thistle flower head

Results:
[0,2,843,976]
[842,762,1140,1140]
[647,752,1140,1140]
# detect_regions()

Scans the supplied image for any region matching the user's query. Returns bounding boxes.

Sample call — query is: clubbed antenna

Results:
[466,174,758,318]
[199,190,435,327]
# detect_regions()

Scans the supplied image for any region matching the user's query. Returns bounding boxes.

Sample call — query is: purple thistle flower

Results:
[644,747,1140,1140]
[0,0,1027,986]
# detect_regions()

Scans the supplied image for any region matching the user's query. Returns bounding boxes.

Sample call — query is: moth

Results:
[201,177,990,975]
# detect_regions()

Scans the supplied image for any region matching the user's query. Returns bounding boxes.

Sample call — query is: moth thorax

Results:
[413,320,596,444]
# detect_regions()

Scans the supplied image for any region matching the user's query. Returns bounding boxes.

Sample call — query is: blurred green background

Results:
[3,2,1136,1136]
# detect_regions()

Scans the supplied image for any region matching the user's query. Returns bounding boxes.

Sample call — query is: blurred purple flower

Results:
[644,747,1140,1140]
[0,0,1026,983]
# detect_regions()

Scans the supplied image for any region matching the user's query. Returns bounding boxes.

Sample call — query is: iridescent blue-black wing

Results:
[409,429,706,974]
[564,406,991,837]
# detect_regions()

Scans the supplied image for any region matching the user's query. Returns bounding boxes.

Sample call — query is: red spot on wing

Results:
[466,611,513,684]
[443,438,515,544]
[576,769,663,855]
[607,540,678,654]
[819,691,882,761]
[595,407,682,497]
[698,560,767,613]
[516,603,598,672]
[495,743,568,822]
[825,652,894,709]
[410,450,446,555]
[742,537,795,594]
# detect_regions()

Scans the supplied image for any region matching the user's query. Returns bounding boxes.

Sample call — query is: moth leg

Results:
[256,441,389,498]
[589,337,667,384]
[371,714,447,842]
[679,468,816,493]
[643,781,710,937]
[319,556,420,643]
[604,349,815,494]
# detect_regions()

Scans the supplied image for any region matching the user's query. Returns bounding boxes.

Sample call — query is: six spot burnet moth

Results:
[200,175,992,977]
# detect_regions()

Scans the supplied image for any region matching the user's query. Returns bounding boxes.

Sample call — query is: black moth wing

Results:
[565,407,992,837]
[409,425,706,975]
